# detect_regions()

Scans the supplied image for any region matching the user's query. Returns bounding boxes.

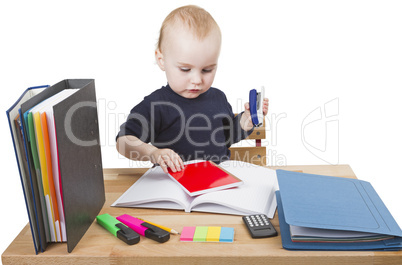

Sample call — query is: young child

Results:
[116,5,268,173]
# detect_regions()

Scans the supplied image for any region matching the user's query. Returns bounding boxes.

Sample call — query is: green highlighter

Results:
[97,214,140,245]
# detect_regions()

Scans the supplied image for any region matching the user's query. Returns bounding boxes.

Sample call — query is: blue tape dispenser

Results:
[249,86,265,127]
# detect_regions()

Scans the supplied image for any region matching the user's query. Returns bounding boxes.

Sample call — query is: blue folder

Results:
[276,169,402,251]
[6,85,49,254]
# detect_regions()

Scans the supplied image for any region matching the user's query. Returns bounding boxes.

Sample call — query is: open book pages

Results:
[112,160,278,217]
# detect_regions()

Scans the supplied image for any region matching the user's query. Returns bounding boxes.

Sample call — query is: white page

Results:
[112,166,194,210]
[45,195,56,242]
[29,89,78,114]
[290,225,382,239]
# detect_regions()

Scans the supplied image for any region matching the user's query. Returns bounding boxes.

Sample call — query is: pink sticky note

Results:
[180,226,196,241]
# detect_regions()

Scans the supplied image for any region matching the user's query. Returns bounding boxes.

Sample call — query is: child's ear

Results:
[155,49,165,71]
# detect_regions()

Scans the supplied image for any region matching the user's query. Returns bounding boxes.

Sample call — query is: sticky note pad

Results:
[180,227,196,241]
[180,226,234,243]
[193,226,209,242]
[206,227,221,242]
[219,227,235,242]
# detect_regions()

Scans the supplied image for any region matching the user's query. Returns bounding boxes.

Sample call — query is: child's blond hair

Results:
[156,5,221,52]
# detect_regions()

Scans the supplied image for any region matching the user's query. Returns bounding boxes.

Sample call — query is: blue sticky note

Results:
[219,227,234,242]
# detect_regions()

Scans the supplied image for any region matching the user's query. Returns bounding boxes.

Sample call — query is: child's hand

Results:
[150,148,184,174]
[241,98,269,131]
[262,98,269,116]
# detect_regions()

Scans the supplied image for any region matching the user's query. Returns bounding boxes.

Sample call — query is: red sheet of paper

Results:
[168,161,243,196]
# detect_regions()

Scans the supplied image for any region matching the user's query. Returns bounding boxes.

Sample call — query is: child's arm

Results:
[240,98,269,131]
[116,135,184,173]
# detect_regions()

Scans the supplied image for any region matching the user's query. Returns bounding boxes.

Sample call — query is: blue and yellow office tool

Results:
[96,214,140,245]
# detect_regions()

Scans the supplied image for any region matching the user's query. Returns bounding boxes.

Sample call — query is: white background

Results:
[1,0,401,259]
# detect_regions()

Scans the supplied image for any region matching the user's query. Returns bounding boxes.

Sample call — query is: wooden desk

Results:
[2,165,402,265]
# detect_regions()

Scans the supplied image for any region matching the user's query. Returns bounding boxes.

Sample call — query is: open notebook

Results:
[112,160,278,217]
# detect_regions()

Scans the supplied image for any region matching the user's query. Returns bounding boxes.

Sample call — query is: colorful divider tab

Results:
[180,227,234,243]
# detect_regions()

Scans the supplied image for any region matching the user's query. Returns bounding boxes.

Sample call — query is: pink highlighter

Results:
[117,214,170,243]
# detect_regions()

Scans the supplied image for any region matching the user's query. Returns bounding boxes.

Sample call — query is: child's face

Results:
[156,25,221,99]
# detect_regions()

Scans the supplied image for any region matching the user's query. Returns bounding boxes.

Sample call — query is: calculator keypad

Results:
[242,214,278,238]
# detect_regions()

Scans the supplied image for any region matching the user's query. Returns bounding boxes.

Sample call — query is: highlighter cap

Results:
[117,214,170,243]
[97,214,140,245]
[142,222,170,243]
[116,223,140,245]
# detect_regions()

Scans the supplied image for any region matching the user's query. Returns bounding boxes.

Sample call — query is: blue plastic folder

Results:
[276,169,402,251]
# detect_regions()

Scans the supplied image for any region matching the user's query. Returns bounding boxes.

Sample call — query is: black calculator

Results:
[242,214,278,238]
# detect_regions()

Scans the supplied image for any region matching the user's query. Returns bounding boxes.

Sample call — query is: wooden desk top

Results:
[2,165,402,265]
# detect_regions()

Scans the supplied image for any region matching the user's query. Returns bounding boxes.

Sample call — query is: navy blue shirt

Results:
[117,84,253,163]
